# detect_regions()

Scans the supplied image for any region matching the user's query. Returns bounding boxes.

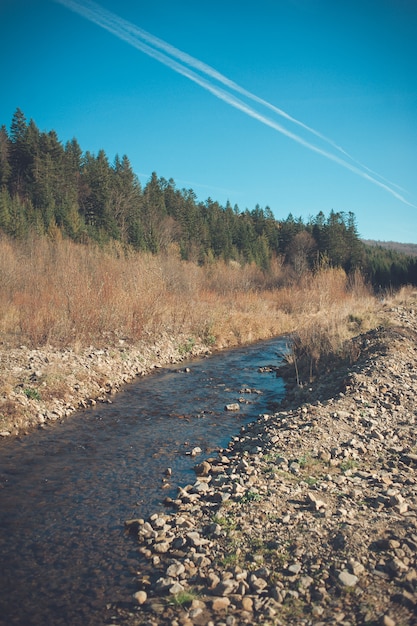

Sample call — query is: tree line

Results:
[1,108,416,288]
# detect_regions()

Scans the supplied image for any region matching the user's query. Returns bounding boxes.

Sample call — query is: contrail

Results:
[54,0,415,208]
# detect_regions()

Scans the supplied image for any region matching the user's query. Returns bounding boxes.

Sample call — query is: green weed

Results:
[23,387,41,401]
[168,589,199,607]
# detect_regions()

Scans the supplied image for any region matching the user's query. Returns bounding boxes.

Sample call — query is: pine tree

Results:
[141,172,168,252]
[111,154,143,244]
[0,125,11,189]
[9,108,30,197]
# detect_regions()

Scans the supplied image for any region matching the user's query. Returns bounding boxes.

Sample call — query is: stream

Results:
[0,337,287,625]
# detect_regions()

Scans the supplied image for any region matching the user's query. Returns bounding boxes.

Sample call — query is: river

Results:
[0,337,287,625]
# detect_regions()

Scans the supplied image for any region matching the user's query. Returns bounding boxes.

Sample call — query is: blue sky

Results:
[1,0,416,242]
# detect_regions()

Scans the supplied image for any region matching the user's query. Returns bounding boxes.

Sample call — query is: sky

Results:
[1,0,416,243]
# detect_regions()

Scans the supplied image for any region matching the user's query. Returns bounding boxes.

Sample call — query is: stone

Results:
[194,460,211,476]
[338,570,358,587]
[186,531,208,547]
[166,562,185,578]
[241,596,253,611]
[133,590,147,605]
[307,491,327,510]
[153,541,171,554]
[312,605,324,617]
[207,572,221,589]
[299,575,314,588]
[250,577,268,593]
[169,581,185,594]
[215,579,237,595]
[349,560,365,576]
[288,562,302,575]
[211,597,230,611]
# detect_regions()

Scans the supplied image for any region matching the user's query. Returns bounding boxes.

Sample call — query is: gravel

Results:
[118,295,417,625]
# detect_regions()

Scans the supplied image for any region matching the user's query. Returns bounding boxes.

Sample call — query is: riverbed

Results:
[0,337,287,626]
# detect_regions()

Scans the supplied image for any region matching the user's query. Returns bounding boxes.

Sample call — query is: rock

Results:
[166,562,185,578]
[215,579,237,595]
[241,596,253,611]
[250,577,268,593]
[133,590,147,605]
[186,531,208,547]
[349,559,365,576]
[207,572,221,589]
[338,570,359,587]
[194,460,211,476]
[299,575,314,588]
[124,518,142,532]
[192,480,210,494]
[211,597,231,611]
[306,491,327,510]
[189,606,203,619]
[153,541,171,554]
[312,605,325,617]
[225,403,240,411]
[169,581,185,594]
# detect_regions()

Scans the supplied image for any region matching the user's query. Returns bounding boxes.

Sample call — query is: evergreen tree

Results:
[0,125,11,189]
[111,154,143,245]
[141,172,168,252]
[80,149,116,238]
[9,108,30,197]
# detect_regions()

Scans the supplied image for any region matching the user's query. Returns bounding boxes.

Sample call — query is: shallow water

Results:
[0,337,287,625]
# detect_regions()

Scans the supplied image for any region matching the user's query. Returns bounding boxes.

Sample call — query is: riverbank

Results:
[0,332,216,437]
[0,237,378,438]
[0,276,376,438]
[117,290,417,626]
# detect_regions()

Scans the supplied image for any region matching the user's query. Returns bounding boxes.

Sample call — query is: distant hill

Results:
[362,240,417,257]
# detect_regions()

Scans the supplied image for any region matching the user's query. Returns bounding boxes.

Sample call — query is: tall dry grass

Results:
[286,268,377,382]
[0,235,376,362]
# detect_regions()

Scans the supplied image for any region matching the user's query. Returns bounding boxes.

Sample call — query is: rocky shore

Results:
[117,294,417,625]
[0,333,211,437]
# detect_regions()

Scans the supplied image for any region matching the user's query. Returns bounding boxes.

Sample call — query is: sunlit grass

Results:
[0,234,377,356]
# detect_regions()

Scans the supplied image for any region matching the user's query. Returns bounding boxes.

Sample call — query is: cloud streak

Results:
[55,0,415,208]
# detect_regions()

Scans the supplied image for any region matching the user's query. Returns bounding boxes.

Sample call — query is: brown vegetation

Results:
[0,235,376,351]
[0,234,384,435]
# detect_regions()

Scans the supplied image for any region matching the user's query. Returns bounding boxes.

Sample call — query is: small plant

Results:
[168,589,199,607]
[23,387,41,401]
[298,454,310,468]
[201,322,216,347]
[219,552,240,567]
[340,458,359,472]
[178,337,196,355]
[304,476,318,486]
[212,514,237,533]
[240,490,262,503]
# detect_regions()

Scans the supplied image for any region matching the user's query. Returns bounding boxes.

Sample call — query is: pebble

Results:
[133,590,147,605]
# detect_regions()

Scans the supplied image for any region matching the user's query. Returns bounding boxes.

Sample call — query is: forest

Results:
[1,108,416,288]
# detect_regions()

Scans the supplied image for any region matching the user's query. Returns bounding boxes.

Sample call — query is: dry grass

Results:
[0,235,393,434]
[286,269,378,383]
[0,235,377,358]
